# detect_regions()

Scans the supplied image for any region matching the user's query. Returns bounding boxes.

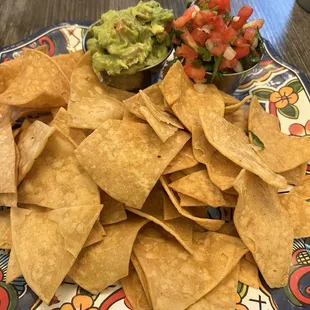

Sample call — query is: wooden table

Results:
[0,0,309,78]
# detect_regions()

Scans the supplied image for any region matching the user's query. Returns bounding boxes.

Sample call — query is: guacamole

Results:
[87,1,174,75]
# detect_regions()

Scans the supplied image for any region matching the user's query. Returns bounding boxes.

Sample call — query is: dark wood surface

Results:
[0,0,309,78]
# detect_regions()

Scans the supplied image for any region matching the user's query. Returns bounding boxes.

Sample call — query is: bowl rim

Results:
[82,19,174,72]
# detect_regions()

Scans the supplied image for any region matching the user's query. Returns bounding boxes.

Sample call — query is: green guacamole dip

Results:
[87,1,174,75]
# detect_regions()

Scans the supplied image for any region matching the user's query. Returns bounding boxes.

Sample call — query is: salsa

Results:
[171,0,264,81]
[87,1,174,75]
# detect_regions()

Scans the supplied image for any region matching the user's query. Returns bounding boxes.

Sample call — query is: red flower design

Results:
[289,120,310,137]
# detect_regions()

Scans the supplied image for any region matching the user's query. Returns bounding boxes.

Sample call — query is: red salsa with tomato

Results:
[169,0,264,82]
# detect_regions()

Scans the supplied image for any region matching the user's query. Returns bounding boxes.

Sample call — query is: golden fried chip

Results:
[140,106,178,142]
[53,50,84,79]
[83,221,105,248]
[163,141,198,174]
[200,108,287,189]
[11,204,103,304]
[172,85,225,132]
[281,163,307,185]
[0,209,11,249]
[99,191,127,225]
[217,221,239,237]
[121,269,151,310]
[123,83,166,120]
[159,61,193,106]
[51,107,86,147]
[220,91,240,106]
[161,176,224,230]
[188,264,240,310]
[133,226,247,310]
[163,191,181,220]
[123,108,145,123]
[179,193,206,207]
[126,187,194,253]
[224,104,249,131]
[225,96,250,114]
[75,120,190,209]
[68,52,131,129]
[239,257,260,289]
[17,120,55,184]
[233,170,293,287]
[69,213,148,294]
[169,170,236,207]
[18,131,100,209]
[6,247,22,283]
[249,96,310,172]
[0,50,69,108]
[208,151,241,191]
[280,191,310,238]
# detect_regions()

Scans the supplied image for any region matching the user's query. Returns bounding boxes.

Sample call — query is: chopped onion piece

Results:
[201,25,211,34]
[243,19,264,30]
[223,46,237,61]
[233,16,240,22]
[233,61,244,73]
[194,83,207,93]
[251,37,259,49]
[205,39,214,51]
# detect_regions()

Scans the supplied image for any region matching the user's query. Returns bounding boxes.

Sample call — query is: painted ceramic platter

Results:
[0,22,310,310]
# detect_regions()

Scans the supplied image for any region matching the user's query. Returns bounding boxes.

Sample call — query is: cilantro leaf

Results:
[248,130,265,149]
[198,47,212,62]
[211,55,223,82]
[192,59,203,67]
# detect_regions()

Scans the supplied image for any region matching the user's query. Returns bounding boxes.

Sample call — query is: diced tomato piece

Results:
[210,31,223,43]
[213,16,226,32]
[174,5,200,28]
[222,26,237,43]
[234,46,250,59]
[184,62,206,80]
[191,28,210,46]
[198,0,230,14]
[219,57,238,70]
[231,5,254,30]
[243,28,256,41]
[192,12,205,27]
[175,44,199,60]
[193,10,217,27]
[166,22,173,33]
[179,27,199,51]
[232,36,250,47]
[210,43,226,56]
[172,35,181,45]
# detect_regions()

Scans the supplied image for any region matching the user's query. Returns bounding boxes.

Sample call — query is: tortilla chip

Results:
[0,209,11,248]
[248,96,310,172]
[126,187,194,253]
[75,120,190,209]
[163,191,181,220]
[83,221,105,248]
[6,247,22,283]
[17,120,55,184]
[288,175,310,198]
[217,221,239,237]
[123,108,145,123]
[0,124,16,193]
[123,83,166,120]
[163,141,198,174]
[0,50,69,108]
[192,126,217,165]
[67,52,129,129]
[220,91,240,106]
[121,269,151,310]
[200,108,287,189]
[233,170,293,288]
[172,85,225,132]
[140,106,178,142]
[11,204,103,304]
[239,257,260,289]
[159,61,193,106]
[34,114,53,125]
[51,107,86,147]
[133,226,247,310]
[69,213,148,294]
[99,191,127,225]
[281,163,307,185]
[224,104,249,131]
[179,193,206,207]
[161,176,225,230]
[169,170,236,207]
[139,90,183,128]
[52,50,84,79]
[208,151,242,191]
[280,191,310,238]
[225,95,250,114]
[188,264,240,310]
[18,131,100,209]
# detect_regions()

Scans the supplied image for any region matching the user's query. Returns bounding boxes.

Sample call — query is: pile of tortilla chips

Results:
[0,47,310,309]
